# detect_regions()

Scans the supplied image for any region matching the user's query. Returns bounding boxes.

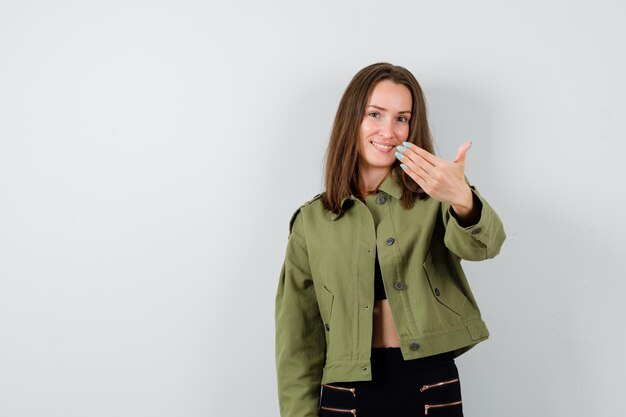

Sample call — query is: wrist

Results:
[451,185,474,217]
[451,186,481,227]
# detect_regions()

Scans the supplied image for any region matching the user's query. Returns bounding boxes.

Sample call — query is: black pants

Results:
[318,348,463,417]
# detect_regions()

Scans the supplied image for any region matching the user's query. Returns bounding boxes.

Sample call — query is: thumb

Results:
[454,140,472,164]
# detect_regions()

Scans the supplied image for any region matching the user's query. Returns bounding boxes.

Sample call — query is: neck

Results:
[359,165,391,196]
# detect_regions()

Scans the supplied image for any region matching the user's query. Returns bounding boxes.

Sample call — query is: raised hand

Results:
[395,140,478,222]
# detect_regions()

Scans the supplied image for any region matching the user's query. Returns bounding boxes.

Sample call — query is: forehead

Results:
[367,80,412,109]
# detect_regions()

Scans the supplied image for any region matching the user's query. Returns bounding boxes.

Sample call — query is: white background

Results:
[1,1,625,416]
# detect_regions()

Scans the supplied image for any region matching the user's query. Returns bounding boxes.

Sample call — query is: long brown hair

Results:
[321,62,435,215]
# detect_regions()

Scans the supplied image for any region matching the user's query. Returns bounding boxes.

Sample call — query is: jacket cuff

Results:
[443,185,506,260]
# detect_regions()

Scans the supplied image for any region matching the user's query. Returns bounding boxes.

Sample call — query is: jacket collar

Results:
[331,170,403,221]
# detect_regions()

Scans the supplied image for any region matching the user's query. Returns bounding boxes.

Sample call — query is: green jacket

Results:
[275,170,506,417]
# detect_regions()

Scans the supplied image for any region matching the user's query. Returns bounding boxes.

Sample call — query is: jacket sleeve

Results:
[441,181,506,261]
[275,208,326,417]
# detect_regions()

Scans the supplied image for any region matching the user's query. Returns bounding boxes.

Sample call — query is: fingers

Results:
[398,149,434,194]
[454,140,472,164]
[396,140,469,203]
[404,142,440,166]
[410,153,435,177]
[397,143,439,174]
[400,162,430,193]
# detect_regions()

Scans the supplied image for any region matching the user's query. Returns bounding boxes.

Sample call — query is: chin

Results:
[368,154,395,166]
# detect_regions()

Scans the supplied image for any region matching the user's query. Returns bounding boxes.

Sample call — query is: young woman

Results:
[275,63,506,417]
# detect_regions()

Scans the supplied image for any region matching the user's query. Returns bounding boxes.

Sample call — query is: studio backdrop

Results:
[0,1,624,416]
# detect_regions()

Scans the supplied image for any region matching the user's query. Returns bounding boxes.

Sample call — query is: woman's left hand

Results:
[396,141,477,221]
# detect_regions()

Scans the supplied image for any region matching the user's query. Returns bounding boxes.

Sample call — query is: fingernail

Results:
[396,145,406,153]
[402,141,411,148]
[395,151,404,160]
[400,163,407,170]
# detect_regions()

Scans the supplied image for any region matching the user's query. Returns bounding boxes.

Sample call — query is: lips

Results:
[370,140,395,152]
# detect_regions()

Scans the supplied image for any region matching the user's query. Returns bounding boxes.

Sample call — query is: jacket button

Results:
[409,342,420,351]
[376,195,386,204]
[434,288,441,296]
[393,281,404,290]
[471,227,482,235]
[386,237,395,246]
[325,323,330,331]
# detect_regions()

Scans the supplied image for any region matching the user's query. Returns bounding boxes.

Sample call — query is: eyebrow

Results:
[367,105,411,114]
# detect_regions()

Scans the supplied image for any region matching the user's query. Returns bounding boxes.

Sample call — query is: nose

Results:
[379,119,393,139]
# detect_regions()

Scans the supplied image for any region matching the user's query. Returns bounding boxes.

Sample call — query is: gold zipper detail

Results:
[419,378,459,392]
[320,406,357,416]
[424,400,462,415]
[323,384,357,397]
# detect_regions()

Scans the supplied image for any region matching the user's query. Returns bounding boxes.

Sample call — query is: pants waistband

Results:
[369,347,455,374]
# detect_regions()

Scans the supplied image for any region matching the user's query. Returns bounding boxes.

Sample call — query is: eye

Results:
[368,111,381,118]
[397,115,409,123]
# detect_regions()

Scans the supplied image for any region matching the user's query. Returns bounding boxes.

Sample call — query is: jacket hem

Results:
[320,319,489,384]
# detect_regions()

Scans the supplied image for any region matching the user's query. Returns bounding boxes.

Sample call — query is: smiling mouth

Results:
[370,141,395,152]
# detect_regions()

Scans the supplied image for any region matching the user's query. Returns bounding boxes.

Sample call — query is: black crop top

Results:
[374,250,387,300]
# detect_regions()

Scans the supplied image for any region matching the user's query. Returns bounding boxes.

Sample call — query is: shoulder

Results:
[288,192,324,235]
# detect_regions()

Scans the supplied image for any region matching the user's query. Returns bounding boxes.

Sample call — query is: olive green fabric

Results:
[275,169,506,417]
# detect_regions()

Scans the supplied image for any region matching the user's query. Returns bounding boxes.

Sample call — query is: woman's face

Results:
[358,80,412,171]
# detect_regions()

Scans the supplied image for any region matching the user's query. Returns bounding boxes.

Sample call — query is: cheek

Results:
[396,125,410,139]
[360,119,374,137]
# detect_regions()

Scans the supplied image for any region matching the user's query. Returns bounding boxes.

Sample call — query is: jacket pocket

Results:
[423,252,467,316]
[321,284,335,332]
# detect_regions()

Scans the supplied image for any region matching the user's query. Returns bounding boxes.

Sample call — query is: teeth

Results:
[372,141,393,150]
